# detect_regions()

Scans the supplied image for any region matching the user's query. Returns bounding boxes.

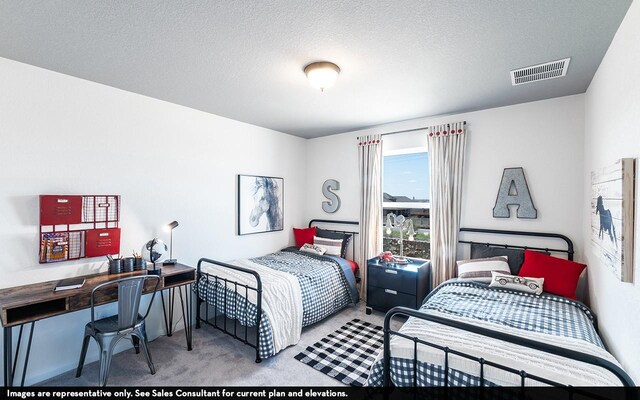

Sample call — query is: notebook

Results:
[54,277,86,292]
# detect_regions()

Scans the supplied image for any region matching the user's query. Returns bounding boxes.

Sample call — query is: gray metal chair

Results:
[76,275,160,386]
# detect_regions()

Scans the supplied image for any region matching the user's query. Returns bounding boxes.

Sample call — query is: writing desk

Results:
[0,263,196,387]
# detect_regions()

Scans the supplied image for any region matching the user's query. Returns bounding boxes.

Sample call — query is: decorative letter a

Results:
[493,167,537,219]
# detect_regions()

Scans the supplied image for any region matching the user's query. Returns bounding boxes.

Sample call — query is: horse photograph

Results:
[590,158,635,283]
[238,174,284,235]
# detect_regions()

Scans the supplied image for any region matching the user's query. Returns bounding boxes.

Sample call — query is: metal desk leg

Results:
[4,326,12,387]
[178,284,193,351]
[161,284,193,351]
[3,322,34,388]
[19,323,35,387]
[160,289,175,337]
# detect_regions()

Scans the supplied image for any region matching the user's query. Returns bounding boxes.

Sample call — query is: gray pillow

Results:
[470,244,549,275]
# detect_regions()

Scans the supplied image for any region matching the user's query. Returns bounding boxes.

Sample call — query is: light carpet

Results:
[39,302,385,386]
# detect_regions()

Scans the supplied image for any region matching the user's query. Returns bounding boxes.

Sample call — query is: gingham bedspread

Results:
[196,250,356,359]
[367,281,620,387]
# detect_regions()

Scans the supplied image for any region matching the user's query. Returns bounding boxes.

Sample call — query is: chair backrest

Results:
[90,275,161,331]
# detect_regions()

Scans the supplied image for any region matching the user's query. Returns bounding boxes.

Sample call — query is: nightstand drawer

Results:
[368,265,417,295]
[368,286,417,310]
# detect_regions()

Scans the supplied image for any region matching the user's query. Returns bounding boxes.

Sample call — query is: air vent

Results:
[510,58,570,86]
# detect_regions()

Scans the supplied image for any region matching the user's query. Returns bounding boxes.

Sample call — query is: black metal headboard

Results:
[459,227,574,260]
[308,219,359,260]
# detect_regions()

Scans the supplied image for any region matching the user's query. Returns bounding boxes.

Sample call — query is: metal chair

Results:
[75,275,161,386]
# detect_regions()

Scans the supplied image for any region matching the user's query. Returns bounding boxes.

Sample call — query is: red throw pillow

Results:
[347,260,359,274]
[293,227,316,248]
[518,250,586,299]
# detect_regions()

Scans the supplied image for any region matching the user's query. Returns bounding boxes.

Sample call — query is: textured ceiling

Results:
[0,1,632,138]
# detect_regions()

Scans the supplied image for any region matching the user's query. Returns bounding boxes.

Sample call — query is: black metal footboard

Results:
[383,307,635,390]
[196,258,263,363]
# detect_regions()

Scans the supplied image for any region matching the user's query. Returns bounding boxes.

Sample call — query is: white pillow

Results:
[313,236,342,256]
[300,243,326,255]
[489,271,544,295]
[456,256,511,282]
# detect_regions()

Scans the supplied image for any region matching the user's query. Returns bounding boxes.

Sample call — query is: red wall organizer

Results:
[39,195,121,263]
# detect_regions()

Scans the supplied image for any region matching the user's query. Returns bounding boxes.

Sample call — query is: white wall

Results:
[583,0,640,383]
[306,95,586,261]
[0,57,307,385]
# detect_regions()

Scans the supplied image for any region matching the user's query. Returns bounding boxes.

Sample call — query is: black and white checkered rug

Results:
[294,319,383,387]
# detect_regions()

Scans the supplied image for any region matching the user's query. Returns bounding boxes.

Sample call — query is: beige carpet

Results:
[39,302,386,386]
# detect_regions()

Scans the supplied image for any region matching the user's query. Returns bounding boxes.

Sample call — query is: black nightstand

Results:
[365,257,431,314]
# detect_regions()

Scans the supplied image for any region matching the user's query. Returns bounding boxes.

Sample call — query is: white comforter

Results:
[200,258,303,353]
[378,310,623,386]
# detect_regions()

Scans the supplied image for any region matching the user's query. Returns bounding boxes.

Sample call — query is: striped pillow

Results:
[316,228,351,258]
[313,236,343,257]
[456,256,511,282]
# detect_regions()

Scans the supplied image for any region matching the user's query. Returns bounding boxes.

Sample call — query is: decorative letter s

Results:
[322,179,341,213]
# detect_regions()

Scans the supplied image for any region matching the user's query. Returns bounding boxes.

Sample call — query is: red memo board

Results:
[39,195,121,264]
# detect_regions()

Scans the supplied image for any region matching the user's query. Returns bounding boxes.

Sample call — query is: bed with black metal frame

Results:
[195,219,359,363]
[374,227,635,391]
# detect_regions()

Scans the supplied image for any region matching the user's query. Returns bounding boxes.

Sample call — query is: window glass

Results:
[382,151,430,259]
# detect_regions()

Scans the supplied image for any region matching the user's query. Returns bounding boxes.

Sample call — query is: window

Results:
[382,148,430,259]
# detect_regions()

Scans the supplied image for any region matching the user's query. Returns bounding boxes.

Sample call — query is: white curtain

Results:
[358,134,383,300]
[428,122,467,287]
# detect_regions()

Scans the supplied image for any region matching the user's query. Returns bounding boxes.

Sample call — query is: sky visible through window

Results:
[383,152,429,201]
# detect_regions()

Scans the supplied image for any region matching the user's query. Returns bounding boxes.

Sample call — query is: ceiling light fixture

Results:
[304,61,340,92]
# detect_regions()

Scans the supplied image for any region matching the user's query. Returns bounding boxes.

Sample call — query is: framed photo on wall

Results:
[590,158,636,282]
[237,174,284,235]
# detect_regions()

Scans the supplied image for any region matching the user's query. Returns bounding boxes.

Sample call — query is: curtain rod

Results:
[378,120,467,137]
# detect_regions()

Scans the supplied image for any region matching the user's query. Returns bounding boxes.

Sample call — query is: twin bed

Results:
[195,220,359,362]
[194,221,634,388]
[371,227,634,388]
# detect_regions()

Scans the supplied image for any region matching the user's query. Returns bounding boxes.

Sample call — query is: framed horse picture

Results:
[590,158,636,282]
[237,174,284,235]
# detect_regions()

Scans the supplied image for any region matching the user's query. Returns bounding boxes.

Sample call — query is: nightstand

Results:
[365,257,431,314]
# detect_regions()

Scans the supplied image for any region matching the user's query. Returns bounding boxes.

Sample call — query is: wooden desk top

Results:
[0,263,196,328]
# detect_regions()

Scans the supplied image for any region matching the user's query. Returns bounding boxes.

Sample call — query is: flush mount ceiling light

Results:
[304,61,340,92]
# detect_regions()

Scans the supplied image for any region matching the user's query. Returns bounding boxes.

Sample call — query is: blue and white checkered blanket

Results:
[196,250,357,359]
[367,281,622,387]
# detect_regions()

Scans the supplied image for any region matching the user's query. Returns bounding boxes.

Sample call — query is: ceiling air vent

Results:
[510,58,571,86]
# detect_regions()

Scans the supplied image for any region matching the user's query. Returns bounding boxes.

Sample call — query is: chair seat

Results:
[87,314,144,334]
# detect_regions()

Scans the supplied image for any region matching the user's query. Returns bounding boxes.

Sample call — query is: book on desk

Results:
[54,277,86,292]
